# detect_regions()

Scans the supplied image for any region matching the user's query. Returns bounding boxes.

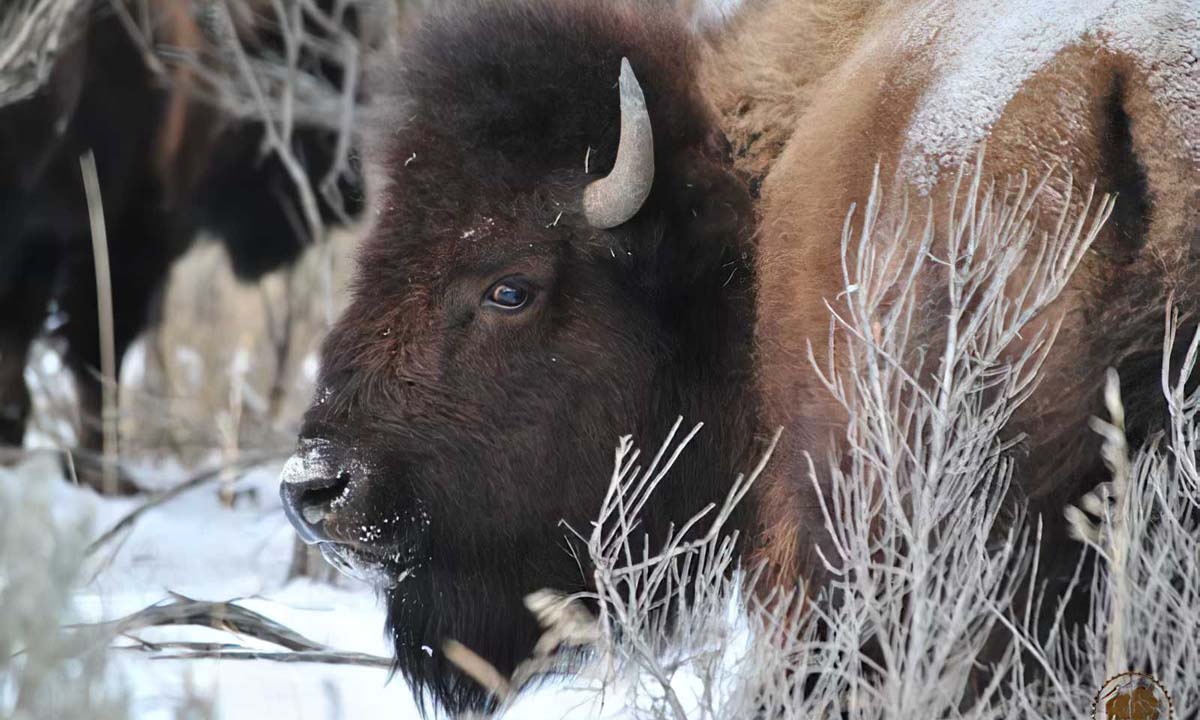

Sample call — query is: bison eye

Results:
[484,279,530,310]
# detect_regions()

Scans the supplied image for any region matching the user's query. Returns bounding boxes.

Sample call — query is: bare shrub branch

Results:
[486,153,1197,720]
[0,0,87,106]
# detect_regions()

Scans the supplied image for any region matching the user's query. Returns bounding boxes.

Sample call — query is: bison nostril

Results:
[298,471,350,525]
[279,446,353,543]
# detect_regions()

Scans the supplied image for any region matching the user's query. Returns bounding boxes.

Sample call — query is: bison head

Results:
[280,1,756,712]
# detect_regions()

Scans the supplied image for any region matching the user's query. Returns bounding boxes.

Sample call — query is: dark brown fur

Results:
[289,0,758,712]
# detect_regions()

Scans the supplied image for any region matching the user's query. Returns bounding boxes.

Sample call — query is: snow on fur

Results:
[900,0,1200,192]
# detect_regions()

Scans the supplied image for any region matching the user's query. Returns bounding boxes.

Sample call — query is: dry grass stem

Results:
[80,150,120,495]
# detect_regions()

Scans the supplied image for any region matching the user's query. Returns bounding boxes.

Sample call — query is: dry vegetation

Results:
[0,464,129,720]
[121,229,358,465]
[0,0,87,106]
[3,2,374,714]
[3,2,1198,718]
[448,159,1200,719]
[8,0,378,468]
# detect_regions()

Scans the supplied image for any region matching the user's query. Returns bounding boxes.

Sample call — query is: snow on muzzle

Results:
[280,436,432,586]
[279,437,355,545]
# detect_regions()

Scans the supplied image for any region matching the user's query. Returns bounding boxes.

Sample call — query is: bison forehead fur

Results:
[293,0,758,713]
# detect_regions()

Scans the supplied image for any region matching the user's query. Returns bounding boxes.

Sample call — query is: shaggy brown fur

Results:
[284,1,757,713]
[699,0,884,184]
[283,0,1197,711]
[710,0,1199,590]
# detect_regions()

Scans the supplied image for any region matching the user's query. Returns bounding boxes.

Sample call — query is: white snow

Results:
[302,353,321,383]
[121,339,147,391]
[2,455,421,719]
[23,340,79,449]
[691,0,743,29]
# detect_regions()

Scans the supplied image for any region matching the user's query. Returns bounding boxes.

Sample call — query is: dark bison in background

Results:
[0,0,361,486]
[279,0,1198,713]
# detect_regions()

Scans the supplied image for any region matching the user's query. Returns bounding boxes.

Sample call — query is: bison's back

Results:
[726,0,1200,582]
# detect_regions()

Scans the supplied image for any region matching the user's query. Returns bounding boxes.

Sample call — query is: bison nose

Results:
[279,441,352,544]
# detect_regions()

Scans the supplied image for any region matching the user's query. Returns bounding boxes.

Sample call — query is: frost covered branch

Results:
[1051,308,1200,718]
[193,0,375,240]
[791,154,1113,719]
[0,0,87,107]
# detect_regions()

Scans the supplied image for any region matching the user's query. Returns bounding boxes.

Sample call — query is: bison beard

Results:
[282,0,758,713]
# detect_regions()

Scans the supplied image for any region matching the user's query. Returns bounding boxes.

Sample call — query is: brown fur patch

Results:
[707,0,1200,593]
[150,0,215,206]
[700,0,883,183]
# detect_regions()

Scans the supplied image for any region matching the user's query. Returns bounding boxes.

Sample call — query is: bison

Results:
[279,0,1198,712]
[0,0,361,487]
[727,0,1199,594]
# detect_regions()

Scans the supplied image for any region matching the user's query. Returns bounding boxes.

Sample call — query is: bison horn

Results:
[582,58,655,229]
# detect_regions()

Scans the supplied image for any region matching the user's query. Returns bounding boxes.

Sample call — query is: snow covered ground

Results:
[1,452,643,720]
[3,454,422,719]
